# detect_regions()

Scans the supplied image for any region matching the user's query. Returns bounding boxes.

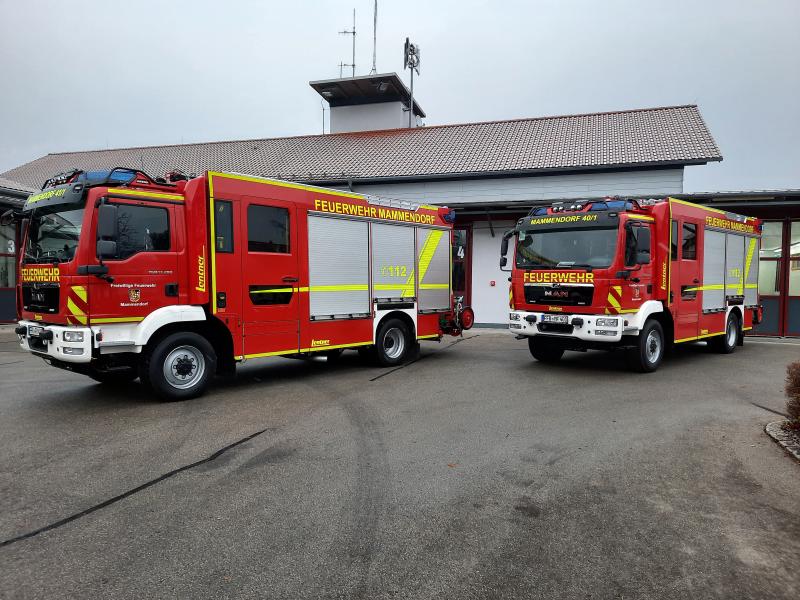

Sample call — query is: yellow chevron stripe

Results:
[71,285,87,303]
[406,229,444,298]
[740,237,757,295]
[66,297,87,325]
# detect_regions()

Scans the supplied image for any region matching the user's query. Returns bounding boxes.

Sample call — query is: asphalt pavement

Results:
[0,329,799,599]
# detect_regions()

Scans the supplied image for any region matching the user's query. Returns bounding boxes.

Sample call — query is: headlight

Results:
[595,318,619,327]
[595,329,617,336]
[509,313,521,321]
[63,331,84,342]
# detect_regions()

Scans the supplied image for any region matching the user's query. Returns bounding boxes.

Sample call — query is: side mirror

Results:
[97,203,118,239]
[97,239,117,259]
[500,229,515,271]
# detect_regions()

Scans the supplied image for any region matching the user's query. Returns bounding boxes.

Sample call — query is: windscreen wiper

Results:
[555,262,594,271]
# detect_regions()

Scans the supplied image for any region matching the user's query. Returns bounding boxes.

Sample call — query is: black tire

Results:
[141,332,216,401]
[374,318,412,367]
[88,367,138,385]
[710,312,739,354]
[626,319,665,373]
[528,337,564,363]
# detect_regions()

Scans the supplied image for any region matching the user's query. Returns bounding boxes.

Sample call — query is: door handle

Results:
[282,276,299,283]
[693,278,700,283]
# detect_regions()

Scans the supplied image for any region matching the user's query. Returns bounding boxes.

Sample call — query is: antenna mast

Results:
[403,37,420,128]
[338,9,356,77]
[370,1,377,74]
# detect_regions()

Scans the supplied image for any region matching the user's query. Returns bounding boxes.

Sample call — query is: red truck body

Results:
[504,197,761,370]
[16,169,472,398]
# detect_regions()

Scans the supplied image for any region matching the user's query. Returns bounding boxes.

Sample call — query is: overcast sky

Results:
[1,0,798,192]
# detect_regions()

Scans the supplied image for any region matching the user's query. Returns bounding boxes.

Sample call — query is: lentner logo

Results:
[310,339,330,347]
[195,247,206,292]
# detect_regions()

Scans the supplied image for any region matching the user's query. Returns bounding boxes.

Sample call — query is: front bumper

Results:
[17,320,93,364]
[508,310,624,343]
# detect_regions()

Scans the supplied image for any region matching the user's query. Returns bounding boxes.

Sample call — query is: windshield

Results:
[516,227,619,269]
[24,205,85,264]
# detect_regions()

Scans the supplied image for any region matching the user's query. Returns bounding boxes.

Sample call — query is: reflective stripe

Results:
[419,283,449,290]
[66,298,87,325]
[237,339,373,360]
[626,214,655,222]
[207,171,363,200]
[675,330,726,343]
[109,189,184,201]
[417,334,440,340]
[92,317,145,324]
[407,228,444,298]
[740,237,757,295]
[71,285,87,303]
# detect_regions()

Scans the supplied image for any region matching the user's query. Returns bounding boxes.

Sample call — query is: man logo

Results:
[129,288,141,303]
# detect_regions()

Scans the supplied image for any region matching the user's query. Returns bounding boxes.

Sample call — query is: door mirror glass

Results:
[97,239,117,259]
[97,203,118,239]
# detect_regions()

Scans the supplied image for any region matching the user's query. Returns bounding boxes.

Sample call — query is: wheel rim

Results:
[645,330,662,364]
[727,318,737,346]
[383,327,405,360]
[163,345,206,390]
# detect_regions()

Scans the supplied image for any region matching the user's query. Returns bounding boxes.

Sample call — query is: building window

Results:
[214,200,234,253]
[248,205,290,253]
[681,223,697,260]
[109,204,170,260]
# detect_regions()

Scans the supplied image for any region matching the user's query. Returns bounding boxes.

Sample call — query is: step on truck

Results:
[500,197,762,372]
[11,169,474,400]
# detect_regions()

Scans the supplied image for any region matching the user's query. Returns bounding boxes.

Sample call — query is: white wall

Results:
[352,168,686,324]
[471,220,517,324]
[331,101,414,133]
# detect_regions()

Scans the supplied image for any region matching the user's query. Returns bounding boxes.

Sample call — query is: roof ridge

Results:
[39,104,700,157]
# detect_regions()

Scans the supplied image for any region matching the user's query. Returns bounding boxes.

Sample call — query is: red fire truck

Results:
[501,197,761,372]
[13,169,473,399]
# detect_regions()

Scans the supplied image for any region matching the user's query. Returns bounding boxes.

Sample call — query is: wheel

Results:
[626,319,664,372]
[323,348,344,362]
[528,337,564,363]
[141,332,216,401]
[374,318,411,366]
[88,367,138,385]
[710,312,739,354]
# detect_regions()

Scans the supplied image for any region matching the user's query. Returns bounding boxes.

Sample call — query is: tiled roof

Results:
[1,105,721,190]
[0,177,35,194]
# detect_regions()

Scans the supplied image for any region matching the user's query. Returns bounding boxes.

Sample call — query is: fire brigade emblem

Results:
[129,288,141,303]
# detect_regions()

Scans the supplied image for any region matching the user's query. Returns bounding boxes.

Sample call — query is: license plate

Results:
[541,314,569,324]
[28,325,44,337]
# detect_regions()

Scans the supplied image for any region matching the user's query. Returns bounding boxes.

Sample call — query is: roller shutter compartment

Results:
[307,215,370,319]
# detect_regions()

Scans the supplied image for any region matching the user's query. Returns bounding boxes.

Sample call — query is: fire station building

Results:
[2,73,799,335]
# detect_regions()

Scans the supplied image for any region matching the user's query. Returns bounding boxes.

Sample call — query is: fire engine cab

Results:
[501,197,761,372]
[13,168,473,400]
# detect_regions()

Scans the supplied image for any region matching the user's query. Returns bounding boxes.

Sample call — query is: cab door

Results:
[89,199,178,324]
[240,197,300,357]
[671,219,701,341]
